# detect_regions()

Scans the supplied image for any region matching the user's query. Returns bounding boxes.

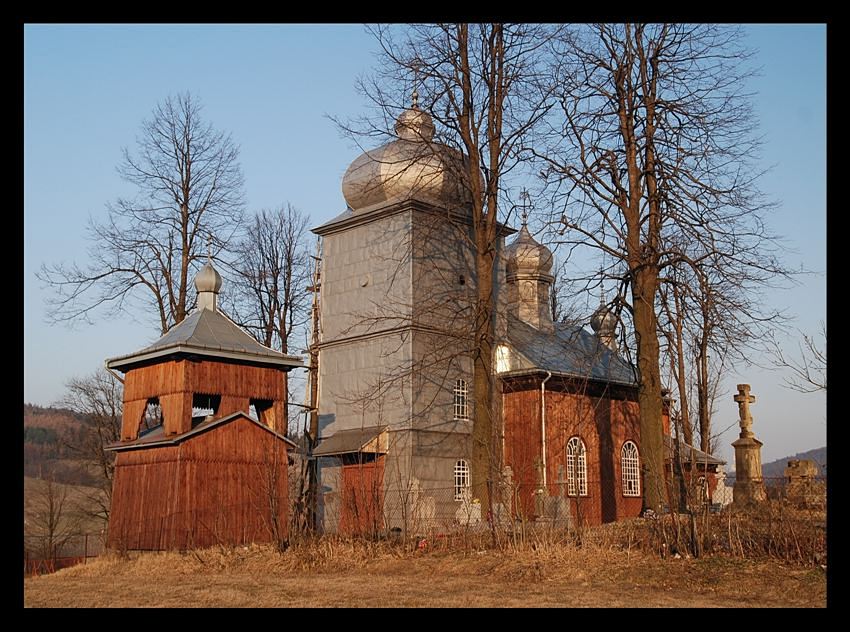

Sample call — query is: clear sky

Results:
[23,24,826,466]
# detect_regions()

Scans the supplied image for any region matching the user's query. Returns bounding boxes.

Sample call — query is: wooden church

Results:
[311,92,726,531]
[104,261,302,550]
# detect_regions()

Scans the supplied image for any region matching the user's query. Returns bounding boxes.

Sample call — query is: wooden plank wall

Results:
[503,378,643,526]
[108,418,290,550]
[339,458,385,538]
[120,358,287,440]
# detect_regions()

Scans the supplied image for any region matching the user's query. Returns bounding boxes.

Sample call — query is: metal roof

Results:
[106,308,303,371]
[104,411,297,452]
[505,317,638,386]
[664,435,726,466]
[313,425,388,457]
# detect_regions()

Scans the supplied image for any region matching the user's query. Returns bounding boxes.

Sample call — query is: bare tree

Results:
[60,369,123,524]
[768,322,826,393]
[226,204,311,432]
[26,474,82,561]
[39,92,245,334]
[536,24,789,510]
[344,23,560,512]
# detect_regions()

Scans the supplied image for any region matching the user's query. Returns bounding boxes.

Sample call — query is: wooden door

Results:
[339,456,385,537]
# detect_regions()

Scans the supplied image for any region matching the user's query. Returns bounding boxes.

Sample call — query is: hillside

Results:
[761,447,826,480]
[23,403,99,486]
[24,476,108,536]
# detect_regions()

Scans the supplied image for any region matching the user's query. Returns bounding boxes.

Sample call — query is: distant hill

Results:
[23,403,98,486]
[761,446,826,480]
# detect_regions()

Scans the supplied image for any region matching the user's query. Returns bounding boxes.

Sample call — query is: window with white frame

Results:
[621,441,640,497]
[566,436,588,496]
[453,379,469,420]
[454,459,470,501]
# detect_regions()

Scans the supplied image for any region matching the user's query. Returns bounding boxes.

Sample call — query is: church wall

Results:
[411,209,477,333]
[108,418,290,550]
[121,358,287,440]
[503,378,642,526]
[317,334,412,438]
[320,210,414,341]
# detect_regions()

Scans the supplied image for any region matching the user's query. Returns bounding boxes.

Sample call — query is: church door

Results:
[339,454,385,537]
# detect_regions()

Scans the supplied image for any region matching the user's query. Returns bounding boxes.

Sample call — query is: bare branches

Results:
[767,323,826,393]
[534,24,792,510]
[226,204,311,354]
[39,92,245,334]
[338,24,561,512]
[59,369,123,523]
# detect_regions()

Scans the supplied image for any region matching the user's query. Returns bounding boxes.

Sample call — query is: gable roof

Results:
[313,425,388,457]
[503,317,637,386]
[106,308,303,372]
[664,435,726,466]
[104,410,297,452]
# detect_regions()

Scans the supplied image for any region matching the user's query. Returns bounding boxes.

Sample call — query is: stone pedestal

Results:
[732,435,766,505]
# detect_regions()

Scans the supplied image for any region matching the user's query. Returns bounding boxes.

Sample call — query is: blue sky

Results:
[23,24,825,465]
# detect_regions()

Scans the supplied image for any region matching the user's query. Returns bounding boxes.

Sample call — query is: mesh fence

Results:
[23,474,825,567]
[24,533,106,576]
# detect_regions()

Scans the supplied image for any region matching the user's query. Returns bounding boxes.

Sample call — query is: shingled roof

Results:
[664,435,726,466]
[502,317,637,386]
[313,425,388,457]
[106,305,303,371]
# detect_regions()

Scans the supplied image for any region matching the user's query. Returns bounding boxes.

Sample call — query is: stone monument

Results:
[732,384,767,505]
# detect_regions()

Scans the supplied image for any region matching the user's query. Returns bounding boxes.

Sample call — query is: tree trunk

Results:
[632,269,665,512]
[697,336,711,453]
[672,285,693,446]
[472,231,495,513]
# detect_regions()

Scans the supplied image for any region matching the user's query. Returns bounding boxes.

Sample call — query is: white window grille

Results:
[454,459,470,501]
[621,441,640,497]
[453,379,469,420]
[566,436,588,496]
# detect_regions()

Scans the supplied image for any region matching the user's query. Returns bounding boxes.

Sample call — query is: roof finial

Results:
[411,59,421,109]
[207,233,213,264]
[519,188,530,227]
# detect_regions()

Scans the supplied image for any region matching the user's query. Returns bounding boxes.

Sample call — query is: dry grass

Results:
[24,539,826,608]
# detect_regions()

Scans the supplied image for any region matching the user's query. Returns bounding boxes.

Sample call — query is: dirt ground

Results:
[24,544,826,608]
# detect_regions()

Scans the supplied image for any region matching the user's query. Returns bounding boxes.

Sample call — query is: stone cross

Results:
[734,383,756,436]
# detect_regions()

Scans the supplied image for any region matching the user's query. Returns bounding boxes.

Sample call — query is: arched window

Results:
[454,459,470,501]
[453,379,469,420]
[566,437,588,496]
[621,441,640,497]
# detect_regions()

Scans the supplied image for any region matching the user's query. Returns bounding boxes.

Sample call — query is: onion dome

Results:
[505,223,554,279]
[590,300,617,338]
[195,260,222,311]
[194,261,223,294]
[341,93,470,211]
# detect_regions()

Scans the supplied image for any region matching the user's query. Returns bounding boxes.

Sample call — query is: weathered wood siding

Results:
[339,458,385,537]
[120,358,287,440]
[108,417,290,550]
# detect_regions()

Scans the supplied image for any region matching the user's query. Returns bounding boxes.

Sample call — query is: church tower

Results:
[312,93,508,534]
[104,261,302,549]
[504,216,555,333]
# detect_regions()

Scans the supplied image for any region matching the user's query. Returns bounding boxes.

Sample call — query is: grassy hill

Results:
[24,476,108,533]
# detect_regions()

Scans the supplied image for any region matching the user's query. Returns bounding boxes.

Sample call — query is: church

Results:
[102,92,725,549]
[310,94,724,533]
